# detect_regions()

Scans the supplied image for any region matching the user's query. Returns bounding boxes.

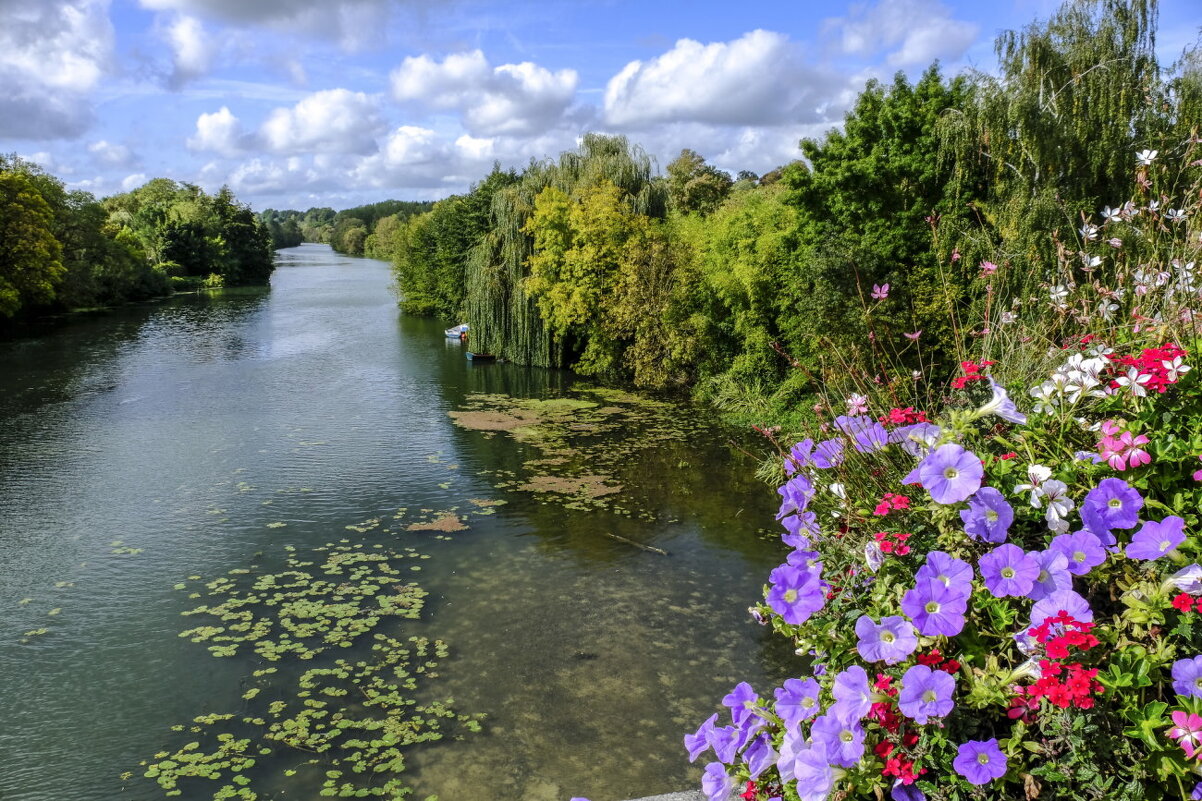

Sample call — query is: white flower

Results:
[1080,253,1102,269]
[1162,356,1191,382]
[1121,200,1140,218]
[1102,205,1123,224]
[1049,284,1070,305]
[829,482,847,499]
[1000,311,1018,325]
[864,542,885,573]
[1079,223,1099,241]
[1136,149,1158,166]
[1114,367,1151,397]
[1041,479,1075,531]
[1148,199,1161,213]
[1015,464,1052,505]
[1096,299,1119,320]
[1167,564,1202,595]
[1166,208,1187,223]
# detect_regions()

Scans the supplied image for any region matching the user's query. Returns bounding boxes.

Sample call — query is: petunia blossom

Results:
[897,664,956,724]
[960,487,1013,543]
[953,739,1007,785]
[901,579,968,636]
[1126,515,1186,561]
[1049,530,1107,576]
[855,615,918,665]
[701,762,734,801]
[979,544,1039,598]
[1026,549,1072,601]
[1172,656,1202,699]
[685,713,718,762]
[1031,589,1093,626]
[810,713,865,767]
[775,677,821,730]
[915,551,973,596]
[909,443,984,504]
[1080,478,1144,537]
[831,665,872,722]
[766,563,826,625]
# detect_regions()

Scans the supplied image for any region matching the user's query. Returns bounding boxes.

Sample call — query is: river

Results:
[0,244,796,801]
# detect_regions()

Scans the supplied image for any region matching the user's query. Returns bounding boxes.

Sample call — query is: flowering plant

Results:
[685,148,1202,800]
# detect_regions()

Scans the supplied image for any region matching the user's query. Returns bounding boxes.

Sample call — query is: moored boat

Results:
[445,323,469,339]
[465,352,495,361]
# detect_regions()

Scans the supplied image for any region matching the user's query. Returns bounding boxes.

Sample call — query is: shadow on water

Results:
[0,245,804,801]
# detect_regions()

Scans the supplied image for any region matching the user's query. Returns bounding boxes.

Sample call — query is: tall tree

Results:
[0,171,64,317]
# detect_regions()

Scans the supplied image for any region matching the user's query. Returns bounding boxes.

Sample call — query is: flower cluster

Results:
[951,360,995,389]
[1107,343,1191,396]
[1096,419,1152,471]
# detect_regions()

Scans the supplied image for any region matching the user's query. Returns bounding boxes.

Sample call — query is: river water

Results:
[0,244,796,801]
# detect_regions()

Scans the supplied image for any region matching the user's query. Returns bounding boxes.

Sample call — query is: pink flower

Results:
[1097,420,1152,471]
[847,394,869,415]
[903,331,922,340]
[1193,456,1202,482]
[979,261,998,277]
[871,283,890,300]
[1169,710,1202,758]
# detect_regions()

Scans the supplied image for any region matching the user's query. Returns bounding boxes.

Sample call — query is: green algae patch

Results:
[405,512,468,532]
[144,539,480,799]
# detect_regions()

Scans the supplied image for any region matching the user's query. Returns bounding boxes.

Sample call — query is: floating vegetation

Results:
[265,522,286,529]
[144,540,479,799]
[448,388,707,518]
[405,513,467,533]
[177,544,427,661]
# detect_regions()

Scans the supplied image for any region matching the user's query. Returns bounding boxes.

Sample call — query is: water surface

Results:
[0,244,797,801]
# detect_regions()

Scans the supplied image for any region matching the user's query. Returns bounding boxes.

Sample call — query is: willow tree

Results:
[0,171,64,317]
[938,0,1164,281]
[465,133,667,366]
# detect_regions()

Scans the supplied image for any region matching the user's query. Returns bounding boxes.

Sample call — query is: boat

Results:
[465,352,495,362]
[445,323,469,339]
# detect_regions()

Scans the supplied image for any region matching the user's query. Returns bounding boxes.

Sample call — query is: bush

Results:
[684,146,1202,801]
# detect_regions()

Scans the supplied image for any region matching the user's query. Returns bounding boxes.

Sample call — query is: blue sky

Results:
[2,0,1198,210]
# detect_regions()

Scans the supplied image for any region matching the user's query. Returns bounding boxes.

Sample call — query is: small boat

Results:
[445,323,469,339]
[465,352,495,362]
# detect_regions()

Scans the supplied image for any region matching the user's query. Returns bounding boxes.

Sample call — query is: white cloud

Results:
[391,50,578,137]
[88,140,137,167]
[830,0,979,67]
[164,14,215,85]
[259,88,385,154]
[602,30,845,129]
[0,0,113,138]
[121,173,149,191]
[187,107,247,156]
[137,0,392,50]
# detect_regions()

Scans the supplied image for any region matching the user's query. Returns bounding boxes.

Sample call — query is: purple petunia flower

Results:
[707,725,740,764]
[812,439,844,469]
[891,422,941,458]
[834,414,874,438]
[901,579,968,636]
[810,713,865,767]
[831,665,872,722]
[1126,516,1187,561]
[953,739,1007,785]
[960,487,1014,543]
[775,677,821,730]
[776,726,806,783]
[786,438,815,475]
[743,733,778,780]
[777,474,815,519]
[1027,549,1072,601]
[979,376,1028,424]
[1031,589,1093,626]
[701,762,734,801]
[891,781,926,801]
[1193,780,1202,801]
[853,421,890,454]
[766,563,826,625]
[782,511,820,549]
[855,615,918,665]
[1081,478,1144,537]
[1049,530,1107,575]
[722,682,759,728]
[684,713,718,762]
[1172,656,1202,699]
[979,544,1039,598]
[911,443,984,504]
[790,746,840,801]
[897,664,956,724]
[915,551,973,596]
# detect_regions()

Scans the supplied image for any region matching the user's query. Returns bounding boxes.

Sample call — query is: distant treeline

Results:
[1,156,273,325]
[258,201,433,257]
[379,0,1200,421]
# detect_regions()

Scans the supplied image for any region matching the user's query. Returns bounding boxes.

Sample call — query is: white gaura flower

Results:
[1162,356,1191,383]
[1000,311,1018,324]
[1041,479,1075,531]
[1148,199,1161,213]
[1097,299,1119,320]
[1166,208,1187,223]
[1080,253,1102,269]
[1102,205,1123,224]
[1136,149,1158,166]
[1121,200,1140,218]
[1049,284,1070,305]
[1080,223,1099,241]
[1114,367,1151,397]
[1015,464,1053,506]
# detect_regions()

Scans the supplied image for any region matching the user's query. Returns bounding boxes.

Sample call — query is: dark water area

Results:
[0,244,799,801]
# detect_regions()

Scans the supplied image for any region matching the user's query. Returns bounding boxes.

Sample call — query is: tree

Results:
[0,171,64,317]
[666,149,734,215]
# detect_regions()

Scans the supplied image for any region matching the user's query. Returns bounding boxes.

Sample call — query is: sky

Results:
[2,0,1199,211]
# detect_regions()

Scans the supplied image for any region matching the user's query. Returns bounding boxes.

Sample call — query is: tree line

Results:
[1,156,274,325]
[381,0,1199,421]
[258,201,433,257]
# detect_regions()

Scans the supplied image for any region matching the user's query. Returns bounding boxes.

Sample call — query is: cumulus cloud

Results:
[121,173,149,191]
[259,88,385,154]
[138,0,392,50]
[830,0,979,67]
[602,30,845,129]
[391,50,578,137]
[0,0,113,138]
[164,14,215,86]
[187,107,248,156]
[88,140,137,167]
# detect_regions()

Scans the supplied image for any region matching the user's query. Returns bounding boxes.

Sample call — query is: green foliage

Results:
[0,170,64,317]
[665,148,733,215]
